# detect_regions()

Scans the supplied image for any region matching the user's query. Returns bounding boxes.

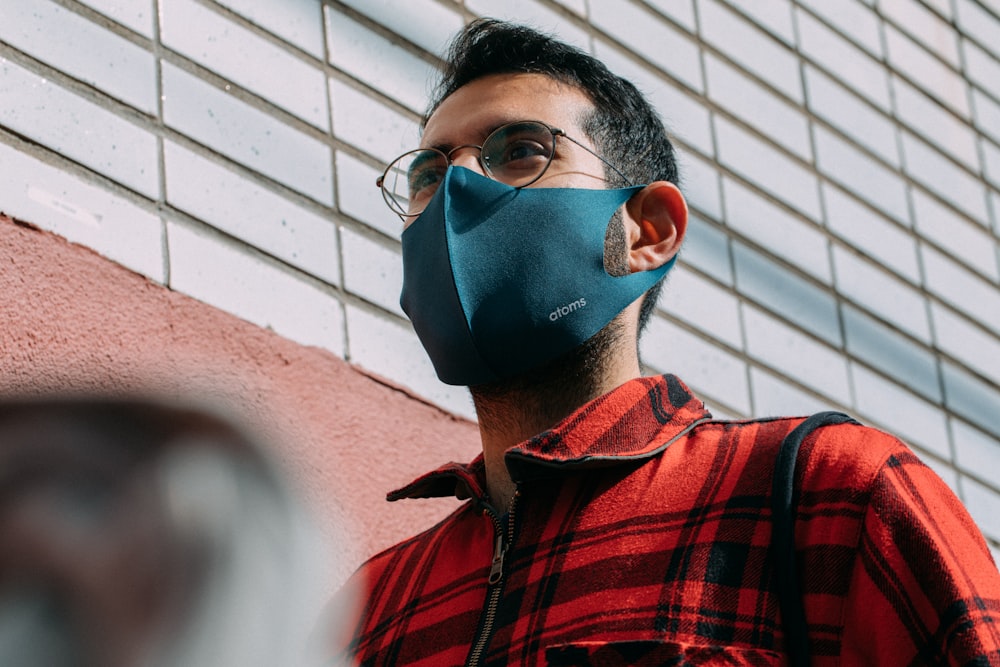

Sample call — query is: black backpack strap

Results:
[772,411,859,667]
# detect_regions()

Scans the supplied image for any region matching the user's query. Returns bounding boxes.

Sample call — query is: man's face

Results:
[417,72,608,227]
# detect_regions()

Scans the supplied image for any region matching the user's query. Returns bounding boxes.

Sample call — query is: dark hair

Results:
[425,19,681,333]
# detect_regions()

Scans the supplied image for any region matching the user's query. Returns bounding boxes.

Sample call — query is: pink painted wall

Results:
[0,214,480,585]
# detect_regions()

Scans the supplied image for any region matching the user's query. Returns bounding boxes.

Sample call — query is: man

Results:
[336,19,1000,666]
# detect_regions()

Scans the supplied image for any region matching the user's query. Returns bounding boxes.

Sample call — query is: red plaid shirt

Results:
[338,375,1000,665]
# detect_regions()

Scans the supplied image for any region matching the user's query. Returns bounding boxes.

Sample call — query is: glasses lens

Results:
[381,148,449,216]
[481,122,555,187]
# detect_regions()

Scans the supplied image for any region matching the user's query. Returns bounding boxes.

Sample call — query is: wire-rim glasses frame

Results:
[375,119,631,218]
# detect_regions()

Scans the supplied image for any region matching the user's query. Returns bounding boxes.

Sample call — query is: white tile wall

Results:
[335,151,402,240]
[677,150,722,220]
[991,191,1000,230]
[678,150,724,220]
[161,0,329,129]
[644,0,696,31]
[749,366,835,417]
[167,217,345,356]
[467,0,591,52]
[702,400,739,422]
[162,61,333,205]
[814,126,909,225]
[921,0,953,19]
[552,0,587,17]
[943,362,1000,435]
[78,0,153,37]
[591,0,704,92]
[796,8,890,110]
[2,0,999,547]
[921,244,1000,334]
[972,88,1000,146]
[983,139,1000,191]
[900,132,988,224]
[831,244,932,341]
[962,39,1000,100]
[0,59,158,197]
[885,24,969,118]
[742,304,851,405]
[641,317,751,414]
[891,76,979,170]
[954,419,1000,481]
[961,476,1000,543]
[850,363,951,459]
[344,304,474,420]
[699,0,801,103]
[797,0,883,57]
[911,188,998,280]
[657,268,743,349]
[705,53,811,160]
[681,214,733,285]
[714,117,821,219]
[339,227,404,317]
[163,140,339,283]
[977,0,1000,18]
[0,139,164,282]
[723,177,830,282]
[214,0,325,58]
[804,66,899,168]
[733,242,840,345]
[842,304,941,401]
[326,6,440,115]
[338,0,463,57]
[725,0,796,44]
[823,183,920,282]
[931,302,1000,387]
[0,0,157,113]
[329,78,420,164]
[594,41,714,156]
[954,0,1000,62]
[880,0,960,67]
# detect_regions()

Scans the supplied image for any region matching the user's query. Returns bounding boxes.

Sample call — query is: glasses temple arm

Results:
[553,129,633,187]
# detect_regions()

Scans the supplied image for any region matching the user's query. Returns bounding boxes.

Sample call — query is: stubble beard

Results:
[469,211,632,437]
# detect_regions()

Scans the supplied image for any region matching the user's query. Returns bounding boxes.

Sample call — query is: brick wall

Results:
[1,0,998,560]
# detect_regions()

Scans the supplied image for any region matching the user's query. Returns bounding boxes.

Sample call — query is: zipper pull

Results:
[488,532,505,585]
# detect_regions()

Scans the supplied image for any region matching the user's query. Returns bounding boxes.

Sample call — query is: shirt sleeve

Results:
[838,446,1000,665]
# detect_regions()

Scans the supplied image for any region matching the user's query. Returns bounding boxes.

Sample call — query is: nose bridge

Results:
[447,144,485,173]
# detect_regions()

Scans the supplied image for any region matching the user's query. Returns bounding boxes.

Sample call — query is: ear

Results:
[623,181,688,273]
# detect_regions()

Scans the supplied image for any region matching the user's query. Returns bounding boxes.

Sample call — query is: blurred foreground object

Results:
[0,400,339,667]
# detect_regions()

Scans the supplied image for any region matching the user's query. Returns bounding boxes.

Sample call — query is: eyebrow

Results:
[421,119,522,154]
[426,141,453,154]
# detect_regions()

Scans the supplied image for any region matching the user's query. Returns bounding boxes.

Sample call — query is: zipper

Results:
[465,490,520,667]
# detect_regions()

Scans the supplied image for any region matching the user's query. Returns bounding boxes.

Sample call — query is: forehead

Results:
[421,72,594,148]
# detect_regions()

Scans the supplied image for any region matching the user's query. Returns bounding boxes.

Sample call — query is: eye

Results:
[408,164,444,197]
[483,122,555,183]
[403,151,448,202]
[499,139,550,168]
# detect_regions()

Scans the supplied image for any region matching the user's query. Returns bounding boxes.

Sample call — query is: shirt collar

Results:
[388,374,711,501]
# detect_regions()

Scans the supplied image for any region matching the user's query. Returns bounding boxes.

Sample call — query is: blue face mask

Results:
[400,166,674,386]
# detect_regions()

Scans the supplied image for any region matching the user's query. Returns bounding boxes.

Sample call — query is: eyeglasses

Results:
[376,120,630,217]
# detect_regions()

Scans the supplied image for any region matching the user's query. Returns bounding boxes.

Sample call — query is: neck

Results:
[469,318,639,510]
